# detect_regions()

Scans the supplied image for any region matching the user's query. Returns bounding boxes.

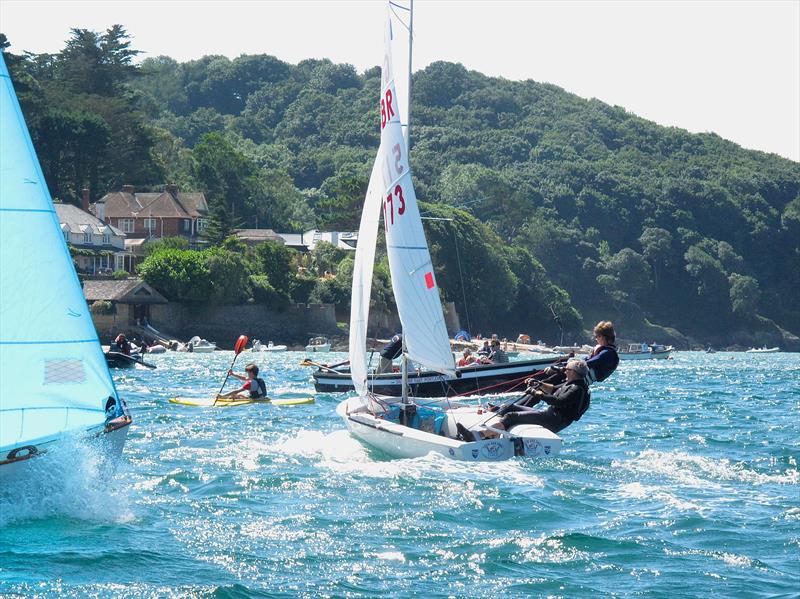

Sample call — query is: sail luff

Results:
[348,157,384,397]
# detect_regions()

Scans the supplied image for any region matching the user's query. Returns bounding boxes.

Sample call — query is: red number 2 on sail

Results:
[384,184,406,227]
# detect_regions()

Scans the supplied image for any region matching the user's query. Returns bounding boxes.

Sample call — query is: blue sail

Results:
[0,53,120,456]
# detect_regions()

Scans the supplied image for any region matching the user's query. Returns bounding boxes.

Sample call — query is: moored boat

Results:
[619,342,673,360]
[252,339,288,352]
[187,336,216,353]
[746,346,780,353]
[305,336,331,352]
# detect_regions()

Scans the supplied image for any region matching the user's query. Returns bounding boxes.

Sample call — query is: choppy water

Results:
[1,351,798,597]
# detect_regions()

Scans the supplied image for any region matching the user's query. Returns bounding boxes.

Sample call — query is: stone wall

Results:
[92,304,133,340]
[147,302,338,349]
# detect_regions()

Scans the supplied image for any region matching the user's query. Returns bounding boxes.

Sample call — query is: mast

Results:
[401,0,413,407]
[406,0,413,149]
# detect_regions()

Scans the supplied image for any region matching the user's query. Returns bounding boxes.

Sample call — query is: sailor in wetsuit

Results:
[377,333,403,373]
[537,320,619,387]
[484,359,590,435]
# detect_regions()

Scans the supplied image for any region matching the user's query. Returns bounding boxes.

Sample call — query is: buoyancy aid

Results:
[249,377,267,399]
[586,344,619,383]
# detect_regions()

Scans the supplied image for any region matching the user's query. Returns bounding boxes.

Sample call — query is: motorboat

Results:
[619,342,673,360]
[252,339,288,352]
[187,336,216,353]
[305,336,331,352]
[746,346,780,353]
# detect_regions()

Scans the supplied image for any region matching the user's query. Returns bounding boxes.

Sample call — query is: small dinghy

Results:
[0,54,131,479]
[337,7,561,462]
[339,397,560,461]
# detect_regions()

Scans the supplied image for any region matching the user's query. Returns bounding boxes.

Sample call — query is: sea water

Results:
[0,351,797,597]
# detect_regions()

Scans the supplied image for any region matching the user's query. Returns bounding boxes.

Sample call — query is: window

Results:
[102,233,111,245]
[144,218,157,231]
[83,232,92,243]
[196,218,207,232]
[183,219,191,232]
[120,218,134,233]
[63,231,69,242]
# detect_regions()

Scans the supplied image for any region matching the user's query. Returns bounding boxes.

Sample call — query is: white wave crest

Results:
[0,436,134,526]
[613,449,799,487]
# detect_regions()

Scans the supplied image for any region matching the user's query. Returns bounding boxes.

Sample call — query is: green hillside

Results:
[3,27,798,347]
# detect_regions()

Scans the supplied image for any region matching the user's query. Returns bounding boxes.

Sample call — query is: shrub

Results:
[90,300,115,315]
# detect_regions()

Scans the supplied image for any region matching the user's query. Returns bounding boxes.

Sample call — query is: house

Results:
[234,228,285,247]
[83,278,168,338]
[277,229,358,252]
[55,193,129,274]
[94,184,208,244]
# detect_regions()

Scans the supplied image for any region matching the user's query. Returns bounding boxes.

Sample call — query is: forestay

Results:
[0,54,117,453]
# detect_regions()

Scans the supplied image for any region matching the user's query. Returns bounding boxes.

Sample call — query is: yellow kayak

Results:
[169,396,315,408]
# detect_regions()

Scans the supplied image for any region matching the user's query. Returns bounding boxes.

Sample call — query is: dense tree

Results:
[3,36,798,341]
[138,249,210,302]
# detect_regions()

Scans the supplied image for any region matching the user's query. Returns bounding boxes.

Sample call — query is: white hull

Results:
[306,344,331,352]
[0,418,131,482]
[252,343,288,352]
[619,349,672,360]
[191,345,216,353]
[337,398,561,462]
[746,347,779,353]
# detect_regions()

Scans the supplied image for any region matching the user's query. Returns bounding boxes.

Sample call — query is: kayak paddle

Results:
[213,334,249,405]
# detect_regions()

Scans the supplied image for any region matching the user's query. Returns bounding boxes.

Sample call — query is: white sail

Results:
[387,0,412,146]
[379,12,454,376]
[348,157,384,397]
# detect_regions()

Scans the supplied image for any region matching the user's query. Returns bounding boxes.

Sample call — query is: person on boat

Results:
[533,321,618,386]
[112,333,132,356]
[377,333,403,373]
[489,359,590,434]
[457,348,477,367]
[488,339,509,364]
[219,363,267,399]
[477,340,491,357]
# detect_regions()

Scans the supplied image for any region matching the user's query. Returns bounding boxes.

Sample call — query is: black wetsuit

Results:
[381,334,403,360]
[500,379,590,433]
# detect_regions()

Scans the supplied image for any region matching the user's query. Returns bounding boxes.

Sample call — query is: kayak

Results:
[169,396,315,408]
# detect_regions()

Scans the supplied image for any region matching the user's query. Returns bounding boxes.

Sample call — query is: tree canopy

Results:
[3,31,798,343]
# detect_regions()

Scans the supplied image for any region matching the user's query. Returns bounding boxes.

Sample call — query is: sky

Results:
[2,0,798,162]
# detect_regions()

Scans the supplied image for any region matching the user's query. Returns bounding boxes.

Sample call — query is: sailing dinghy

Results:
[0,53,131,478]
[337,2,561,461]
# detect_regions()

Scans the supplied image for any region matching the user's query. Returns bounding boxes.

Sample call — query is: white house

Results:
[278,229,358,252]
[55,202,129,274]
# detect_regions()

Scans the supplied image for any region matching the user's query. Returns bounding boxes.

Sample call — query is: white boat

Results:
[187,336,216,353]
[305,337,331,352]
[0,54,131,479]
[252,339,287,352]
[619,342,673,360]
[339,2,561,461]
[746,346,780,353]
